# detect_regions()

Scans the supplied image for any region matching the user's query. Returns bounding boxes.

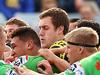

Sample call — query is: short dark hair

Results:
[77,20,100,45]
[11,27,41,47]
[6,18,28,27]
[39,8,69,35]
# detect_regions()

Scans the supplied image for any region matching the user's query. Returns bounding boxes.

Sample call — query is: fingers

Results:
[38,67,48,75]
[5,56,15,63]
[14,66,25,74]
[38,60,50,68]
[37,60,53,75]
[14,66,42,75]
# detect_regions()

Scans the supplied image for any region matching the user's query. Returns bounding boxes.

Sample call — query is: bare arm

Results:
[15,66,43,75]
[39,49,70,72]
[51,47,66,54]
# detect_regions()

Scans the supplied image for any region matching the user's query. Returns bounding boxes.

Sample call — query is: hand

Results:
[37,60,53,75]
[15,66,42,75]
[5,50,17,62]
[38,49,56,63]
[5,56,15,63]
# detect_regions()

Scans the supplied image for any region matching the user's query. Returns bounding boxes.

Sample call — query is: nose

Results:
[7,32,12,40]
[39,29,44,37]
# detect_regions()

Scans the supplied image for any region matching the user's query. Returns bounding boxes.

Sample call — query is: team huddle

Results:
[0,7,100,75]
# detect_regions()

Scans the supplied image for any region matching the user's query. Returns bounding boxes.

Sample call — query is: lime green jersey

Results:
[64,52,100,75]
[12,55,60,73]
[0,60,17,75]
[64,61,85,75]
[80,52,100,75]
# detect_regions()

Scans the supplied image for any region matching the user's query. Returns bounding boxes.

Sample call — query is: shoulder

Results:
[50,40,67,49]
[64,61,85,75]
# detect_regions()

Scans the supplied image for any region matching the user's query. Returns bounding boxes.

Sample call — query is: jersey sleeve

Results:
[64,61,85,75]
[0,60,17,75]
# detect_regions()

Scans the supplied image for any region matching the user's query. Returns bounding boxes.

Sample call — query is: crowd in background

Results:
[0,0,100,20]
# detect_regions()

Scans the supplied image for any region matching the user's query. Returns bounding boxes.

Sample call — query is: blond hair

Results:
[65,27,99,52]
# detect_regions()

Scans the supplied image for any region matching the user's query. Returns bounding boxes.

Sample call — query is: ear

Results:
[26,40,34,50]
[78,47,84,54]
[57,26,64,35]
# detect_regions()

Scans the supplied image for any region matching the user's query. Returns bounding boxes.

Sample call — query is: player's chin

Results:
[41,44,47,48]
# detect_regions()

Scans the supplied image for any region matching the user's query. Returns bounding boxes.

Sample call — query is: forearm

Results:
[52,47,66,54]
[52,55,70,72]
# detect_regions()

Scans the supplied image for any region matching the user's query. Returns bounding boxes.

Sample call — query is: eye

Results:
[44,26,49,30]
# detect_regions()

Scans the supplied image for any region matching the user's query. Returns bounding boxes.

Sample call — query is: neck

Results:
[82,51,95,59]
[56,34,64,41]
[26,47,40,56]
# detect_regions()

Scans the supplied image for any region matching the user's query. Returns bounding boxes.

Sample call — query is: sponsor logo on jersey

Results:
[12,55,28,67]
[69,61,85,75]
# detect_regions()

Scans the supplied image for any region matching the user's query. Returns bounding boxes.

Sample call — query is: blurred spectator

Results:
[58,0,85,13]
[0,0,35,20]
[69,18,80,32]
[19,0,35,12]
[41,0,58,11]
[0,0,19,20]
[4,18,28,47]
[78,2,99,20]
[34,0,41,12]
[74,0,85,11]
[88,0,100,8]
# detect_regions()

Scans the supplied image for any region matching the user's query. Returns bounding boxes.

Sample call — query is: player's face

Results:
[5,24,19,41]
[69,22,78,32]
[11,37,27,57]
[39,17,58,48]
[1,29,6,47]
[0,29,7,59]
[66,39,81,64]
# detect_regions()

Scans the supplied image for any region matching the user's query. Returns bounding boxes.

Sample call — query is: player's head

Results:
[64,27,98,64]
[5,18,28,47]
[11,27,40,57]
[77,20,100,46]
[79,3,97,20]
[69,18,80,32]
[0,26,7,59]
[39,8,69,48]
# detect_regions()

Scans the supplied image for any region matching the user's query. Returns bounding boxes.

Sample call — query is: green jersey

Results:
[80,52,100,75]
[64,52,100,75]
[0,40,67,75]
[0,60,17,75]
[0,55,60,75]
[64,61,85,75]
[12,55,60,73]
